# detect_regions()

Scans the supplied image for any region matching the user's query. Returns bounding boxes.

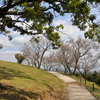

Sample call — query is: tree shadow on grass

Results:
[0,66,43,99]
[0,66,36,81]
[0,83,41,100]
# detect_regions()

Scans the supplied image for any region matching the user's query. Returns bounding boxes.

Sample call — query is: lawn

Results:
[0,60,64,100]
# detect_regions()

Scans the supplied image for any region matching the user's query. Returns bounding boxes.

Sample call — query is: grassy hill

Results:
[0,60,64,100]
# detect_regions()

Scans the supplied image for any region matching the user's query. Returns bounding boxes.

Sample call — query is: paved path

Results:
[47,71,76,83]
[47,71,97,100]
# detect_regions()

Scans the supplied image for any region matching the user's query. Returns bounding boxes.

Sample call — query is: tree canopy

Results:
[0,0,100,41]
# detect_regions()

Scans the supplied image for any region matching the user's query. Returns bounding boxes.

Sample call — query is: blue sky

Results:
[0,3,99,63]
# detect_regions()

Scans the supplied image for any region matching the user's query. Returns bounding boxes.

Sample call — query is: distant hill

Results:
[0,60,64,100]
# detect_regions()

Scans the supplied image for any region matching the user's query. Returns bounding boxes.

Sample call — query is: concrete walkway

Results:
[47,71,97,100]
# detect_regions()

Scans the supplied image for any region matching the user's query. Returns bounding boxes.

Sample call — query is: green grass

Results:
[0,60,64,100]
[66,74,100,100]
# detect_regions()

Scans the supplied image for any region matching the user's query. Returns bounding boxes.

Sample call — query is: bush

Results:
[86,71,96,82]
[75,72,81,77]
[15,53,26,64]
[86,75,94,82]
[92,71,98,81]
[96,77,100,85]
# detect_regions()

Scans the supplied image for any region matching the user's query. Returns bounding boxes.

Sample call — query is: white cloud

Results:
[0,51,22,62]
[53,19,84,40]
[11,35,32,47]
[0,33,32,49]
[10,31,21,37]
[0,35,15,49]
[66,18,70,21]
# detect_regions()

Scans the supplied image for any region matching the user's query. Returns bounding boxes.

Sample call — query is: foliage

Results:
[96,77,100,85]
[86,72,94,82]
[75,72,81,77]
[0,0,100,41]
[15,53,25,64]
[0,44,3,49]
[86,71,98,82]
[92,71,98,81]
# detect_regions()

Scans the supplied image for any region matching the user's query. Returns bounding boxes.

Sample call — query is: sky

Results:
[0,3,99,63]
[0,14,85,63]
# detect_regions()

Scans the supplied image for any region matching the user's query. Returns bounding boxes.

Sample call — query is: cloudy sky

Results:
[0,14,85,63]
[1,6,99,63]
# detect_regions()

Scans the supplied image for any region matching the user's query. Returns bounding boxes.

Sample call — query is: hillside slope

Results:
[0,60,64,100]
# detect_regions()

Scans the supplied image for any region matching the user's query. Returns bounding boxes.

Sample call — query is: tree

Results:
[15,53,25,64]
[56,41,74,74]
[0,0,99,41]
[20,35,60,68]
[20,43,32,65]
[69,37,99,75]
[84,2,100,42]
[55,37,99,75]
[42,52,57,71]
[78,53,98,84]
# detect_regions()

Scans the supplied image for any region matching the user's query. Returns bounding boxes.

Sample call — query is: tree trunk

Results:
[49,68,51,71]
[77,68,83,77]
[85,72,86,84]
[64,68,67,73]
[73,60,78,75]
[73,65,77,75]
[67,65,72,75]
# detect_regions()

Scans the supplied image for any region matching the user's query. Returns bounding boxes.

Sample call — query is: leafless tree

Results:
[78,53,98,84]
[20,43,32,65]
[56,41,75,74]
[20,36,54,68]
[55,37,99,75]
[42,51,59,71]
[70,37,99,75]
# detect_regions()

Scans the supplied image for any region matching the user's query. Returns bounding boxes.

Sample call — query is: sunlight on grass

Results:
[0,60,64,100]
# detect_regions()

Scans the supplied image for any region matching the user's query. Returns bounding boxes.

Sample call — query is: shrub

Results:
[86,71,94,82]
[15,53,26,64]
[86,75,94,82]
[96,77,100,85]
[75,72,81,77]
[92,71,98,81]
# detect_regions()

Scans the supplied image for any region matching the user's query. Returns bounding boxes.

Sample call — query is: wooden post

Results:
[93,84,94,91]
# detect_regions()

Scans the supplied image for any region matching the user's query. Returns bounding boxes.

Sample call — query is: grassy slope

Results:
[67,75,100,100]
[0,60,64,100]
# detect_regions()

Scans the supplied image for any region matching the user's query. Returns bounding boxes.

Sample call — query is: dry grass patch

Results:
[0,60,66,100]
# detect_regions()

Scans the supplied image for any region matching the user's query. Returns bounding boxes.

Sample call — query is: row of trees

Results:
[16,36,100,76]
[0,0,100,42]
